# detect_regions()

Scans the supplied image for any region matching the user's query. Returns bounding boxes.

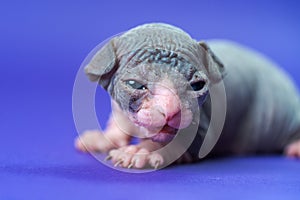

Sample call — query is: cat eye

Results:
[190,80,206,91]
[126,80,148,90]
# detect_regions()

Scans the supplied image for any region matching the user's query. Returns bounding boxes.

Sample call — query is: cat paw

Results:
[106,145,164,169]
[74,130,115,153]
[285,140,300,158]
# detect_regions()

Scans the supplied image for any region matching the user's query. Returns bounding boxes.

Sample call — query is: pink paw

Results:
[74,130,114,153]
[106,145,164,169]
[285,140,300,158]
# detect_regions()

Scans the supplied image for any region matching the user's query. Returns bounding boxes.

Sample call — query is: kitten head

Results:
[85,23,224,142]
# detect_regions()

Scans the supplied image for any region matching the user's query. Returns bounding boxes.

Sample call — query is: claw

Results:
[105,155,112,161]
[128,160,135,169]
[114,159,123,167]
[154,160,161,169]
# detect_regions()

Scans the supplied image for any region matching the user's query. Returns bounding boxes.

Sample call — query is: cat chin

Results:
[150,132,175,143]
[137,123,178,142]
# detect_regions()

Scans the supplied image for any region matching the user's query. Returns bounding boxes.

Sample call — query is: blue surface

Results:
[1,0,300,199]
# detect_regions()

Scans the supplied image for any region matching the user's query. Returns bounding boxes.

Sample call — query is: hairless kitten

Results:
[75,23,300,169]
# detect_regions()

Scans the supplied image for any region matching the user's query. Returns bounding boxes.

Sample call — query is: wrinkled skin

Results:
[75,23,300,169]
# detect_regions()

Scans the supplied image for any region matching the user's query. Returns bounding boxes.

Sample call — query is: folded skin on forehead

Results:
[114,23,205,69]
[85,23,225,95]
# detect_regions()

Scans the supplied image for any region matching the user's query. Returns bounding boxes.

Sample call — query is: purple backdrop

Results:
[1,0,300,199]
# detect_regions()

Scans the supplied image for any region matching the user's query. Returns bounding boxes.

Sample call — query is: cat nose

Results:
[155,94,181,121]
[154,91,192,129]
[153,86,181,119]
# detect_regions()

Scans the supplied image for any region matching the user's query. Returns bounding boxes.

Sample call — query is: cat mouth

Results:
[150,125,178,143]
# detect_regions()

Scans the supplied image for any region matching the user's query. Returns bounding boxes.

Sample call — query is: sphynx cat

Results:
[75,23,300,169]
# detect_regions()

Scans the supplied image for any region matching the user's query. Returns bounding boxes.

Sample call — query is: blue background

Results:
[1,0,300,199]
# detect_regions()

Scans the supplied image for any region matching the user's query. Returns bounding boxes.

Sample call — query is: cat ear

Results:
[84,38,118,90]
[199,41,225,83]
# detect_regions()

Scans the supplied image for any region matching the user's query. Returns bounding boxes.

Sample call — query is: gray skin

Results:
[196,40,300,157]
[84,23,300,162]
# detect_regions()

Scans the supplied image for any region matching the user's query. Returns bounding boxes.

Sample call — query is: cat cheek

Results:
[136,108,166,128]
[167,109,193,129]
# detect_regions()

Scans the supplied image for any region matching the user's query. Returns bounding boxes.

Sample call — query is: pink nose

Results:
[135,94,181,128]
[153,87,181,121]
[155,95,192,129]
[161,98,180,120]
[152,85,193,129]
[136,80,191,129]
